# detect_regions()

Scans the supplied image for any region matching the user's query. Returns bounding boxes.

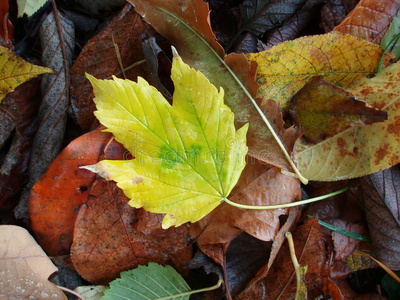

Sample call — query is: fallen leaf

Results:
[0,78,41,207]
[129,0,302,171]
[29,129,121,256]
[0,225,66,299]
[334,0,400,44]
[289,77,388,144]
[17,10,76,221]
[294,61,400,180]
[71,179,192,284]
[101,263,191,300]
[69,4,149,131]
[0,0,12,44]
[320,0,358,32]
[247,31,392,109]
[17,0,48,17]
[84,54,248,228]
[0,45,52,103]
[360,166,400,269]
[239,0,323,36]
[190,159,301,245]
[236,218,327,300]
[380,7,400,59]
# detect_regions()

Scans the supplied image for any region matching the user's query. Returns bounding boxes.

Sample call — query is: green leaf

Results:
[83,52,248,229]
[381,271,400,300]
[380,8,400,60]
[101,263,191,300]
[17,0,48,17]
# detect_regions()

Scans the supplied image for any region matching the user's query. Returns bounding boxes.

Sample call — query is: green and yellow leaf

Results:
[0,45,53,103]
[294,61,400,181]
[17,0,48,17]
[247,32,392,108]
[83,53,248,228]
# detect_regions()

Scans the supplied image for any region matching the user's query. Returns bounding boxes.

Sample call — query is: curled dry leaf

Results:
[247,31,392,109]
[29,129,121,256]
[289,77,388,144]
[0,225,66,299]
[71,179,193,284]
[129,0,301,171]
[334,0,400,44]
[69,4,149,131]
[294,61,400,181]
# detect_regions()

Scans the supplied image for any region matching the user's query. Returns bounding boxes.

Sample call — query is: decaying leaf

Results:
[0,225,66,299]
[29,129,121,256]
[289,77,387,144]
[0,45,52,103]
[69,4,149,131]
[17,0,48,17]
[247,31,392,109]
[129,0,302,171]
[294,61,400,181]
[71,179,192,284]
[334,0,400,44]
[84,54,248,228]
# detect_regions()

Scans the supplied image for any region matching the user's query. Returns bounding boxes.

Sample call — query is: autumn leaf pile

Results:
[2,0,400,299]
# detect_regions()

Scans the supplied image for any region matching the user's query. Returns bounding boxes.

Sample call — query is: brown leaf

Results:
[360,166,400,269]
[71,179,192,284]
[0,79,41,207]
[334,0,400,44]
[29,129,122,256]
[0,225,66,299]
[320,0,359,32]
[289,77,388,144]
[190,158,301,245]
[69,4,150,131]
[236,218,327,300]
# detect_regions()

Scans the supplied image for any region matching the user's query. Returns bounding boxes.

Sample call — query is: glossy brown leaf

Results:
[71,179,192,284]
[334,0,400,44]
[29,129,122,255]
[236,218,327,300]
[0,225,66,299]
[69,4,150,131]
[289,77,388,144]
[360,166,400,269]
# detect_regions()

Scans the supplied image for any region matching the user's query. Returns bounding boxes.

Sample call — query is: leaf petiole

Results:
[224,184,350,210]
[156,279,223,300]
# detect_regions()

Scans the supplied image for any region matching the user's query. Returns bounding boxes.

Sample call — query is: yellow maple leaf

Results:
[247,32,392,108]
[83,53,249,228]
[0,46,53,103]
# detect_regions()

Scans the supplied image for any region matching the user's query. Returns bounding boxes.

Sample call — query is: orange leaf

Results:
[29,129,123,255]
[289,77,388,144]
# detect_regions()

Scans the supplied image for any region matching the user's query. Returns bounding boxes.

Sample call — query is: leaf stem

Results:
[157,279,223,300]
[378,31,400,72]
[224,184,349,210]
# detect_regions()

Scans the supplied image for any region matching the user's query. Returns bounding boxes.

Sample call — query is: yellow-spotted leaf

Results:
[83,53,249,229]
[0,45,53,103]
[247,32,392,108]
[294,61,400,181]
